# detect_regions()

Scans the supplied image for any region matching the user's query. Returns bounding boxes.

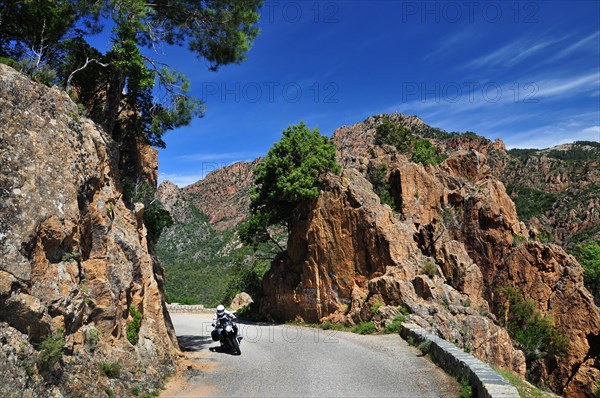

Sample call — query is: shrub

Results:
[458,378,473,398]
[572,240,600,306]
[411,139,445,166]
[368,163,397,210]
[375,116,414,153]
[352,322,376,335]
[398,306,410,315]
[100,361,121,378]
[126,305,142,345]
[370,301,383,314]
[417,340,431,354]
[36,330,65,371]
[498,286,568,362]
[420,259,439,277]
[512,233,527,247]
[382,315,406,334]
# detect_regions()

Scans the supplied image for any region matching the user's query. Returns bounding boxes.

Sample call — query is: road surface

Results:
[161,313,460,398]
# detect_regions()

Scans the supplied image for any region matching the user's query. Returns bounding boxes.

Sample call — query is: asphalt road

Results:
[164,313,460,398]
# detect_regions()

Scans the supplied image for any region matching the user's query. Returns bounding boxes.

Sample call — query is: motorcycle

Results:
[212,317,242,355]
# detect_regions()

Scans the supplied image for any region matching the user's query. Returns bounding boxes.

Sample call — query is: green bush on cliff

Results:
[241,122,340,247]
[36,329,65,371]
[126,305,142,345]
[572,240,600,306]
[375,116,414,153]
[498,286,568,363]
[411,139,445,166]
[367,163,397,210]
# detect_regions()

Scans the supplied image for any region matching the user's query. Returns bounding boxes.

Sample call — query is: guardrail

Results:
[400,323,519,398]
[166,304,213,313]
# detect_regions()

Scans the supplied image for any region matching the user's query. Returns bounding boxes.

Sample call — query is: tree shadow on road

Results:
[178,335,212,352]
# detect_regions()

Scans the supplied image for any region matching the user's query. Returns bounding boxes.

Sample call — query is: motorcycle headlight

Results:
[225,325,233,333]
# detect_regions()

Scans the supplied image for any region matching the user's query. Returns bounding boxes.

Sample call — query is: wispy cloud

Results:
[158,172,207,188]
[550,31,600,61]
[535,71,600,98]
[504,123,600,149]
[462,36,566,70]
[177,151,260,162]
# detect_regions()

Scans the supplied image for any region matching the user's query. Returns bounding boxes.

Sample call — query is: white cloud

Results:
[158,173,207,188]
[535,72,600,98]
[504,125,600,149]
[550,31,600,61]
[176,151,260,162]
[463,36,565,70]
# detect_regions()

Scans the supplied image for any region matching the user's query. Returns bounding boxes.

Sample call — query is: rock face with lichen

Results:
[260,114,600,397]
[0,64,178,397]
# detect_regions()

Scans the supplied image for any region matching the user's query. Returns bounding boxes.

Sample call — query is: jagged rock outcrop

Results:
[260,114,600,397]
[0,64,178,397]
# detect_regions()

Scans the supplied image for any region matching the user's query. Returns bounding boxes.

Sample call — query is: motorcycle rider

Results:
[211,304,238,341]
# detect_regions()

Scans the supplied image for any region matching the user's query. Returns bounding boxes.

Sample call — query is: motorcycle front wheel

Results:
[231,336,241,355]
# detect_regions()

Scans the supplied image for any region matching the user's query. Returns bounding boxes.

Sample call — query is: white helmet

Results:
[216,304,225,317]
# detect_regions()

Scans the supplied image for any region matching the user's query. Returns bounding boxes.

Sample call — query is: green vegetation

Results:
[222,253,269,306]
[375,116,415,153]
[105,388,116,398]
[506,185,557,220]
[352,321,377,335]
[100,361,121,378]
[497,286,568,363]
[126,305,142,345]
[457,378,473,398]
[411,139,445,166]
[512,233,528,247]
[85,327,101,352]
[123,180,173,244]
[545,141,600,161]
[420,259,439,277]
[417,339,432,355]
[370,301,383,314]
[507,148,540,163]
[572,240,600,306]
[36,329,65,371]
[241,122,340,247]
[321,322,352,332]
[495,367,557,398]
[155,191,278,307]
[367,163,396,209]
[382,315,406,334]
[0,0,261,147]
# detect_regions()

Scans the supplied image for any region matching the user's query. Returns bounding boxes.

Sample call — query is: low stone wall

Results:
[166,304,212,313]
[400,323,519,398]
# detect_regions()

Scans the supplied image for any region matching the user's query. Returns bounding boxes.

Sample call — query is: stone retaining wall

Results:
[166,304,212,313]
[400,323,519,398]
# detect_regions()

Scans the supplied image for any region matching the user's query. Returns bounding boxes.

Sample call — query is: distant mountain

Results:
[156,160,273,307]
[494,142,600,247]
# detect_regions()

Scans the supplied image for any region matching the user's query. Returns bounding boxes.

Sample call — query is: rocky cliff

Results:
[183,160,259,231]
[260,114,600,397]
[0,64,178,397]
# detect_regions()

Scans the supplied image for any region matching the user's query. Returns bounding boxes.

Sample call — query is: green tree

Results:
[374,116,415,153]
[498,286,568,364]
[411,139,445,166]
[1,0,262,148]
[573,240,600,305]
[240,122,340,247]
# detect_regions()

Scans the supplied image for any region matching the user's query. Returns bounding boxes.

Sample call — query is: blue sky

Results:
[112,1,600,187]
